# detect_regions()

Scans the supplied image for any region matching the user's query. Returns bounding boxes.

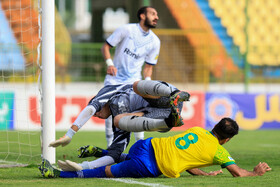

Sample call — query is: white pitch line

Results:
[104,178,172,187]
[259,144,280,148]
[0,160,28,168]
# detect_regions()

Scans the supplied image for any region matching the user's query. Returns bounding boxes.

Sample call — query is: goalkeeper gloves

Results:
[49,128,76,147]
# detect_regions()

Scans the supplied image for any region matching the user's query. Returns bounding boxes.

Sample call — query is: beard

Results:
[144,18,157,29]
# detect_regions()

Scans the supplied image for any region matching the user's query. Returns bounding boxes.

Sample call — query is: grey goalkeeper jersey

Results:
[87,81,179,162]
[88,81,178,117]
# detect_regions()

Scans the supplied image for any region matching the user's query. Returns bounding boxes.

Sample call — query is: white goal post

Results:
[0,0,55,166]
[41,0,56,164]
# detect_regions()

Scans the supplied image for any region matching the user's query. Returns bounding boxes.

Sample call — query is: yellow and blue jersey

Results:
[151,127,235,178]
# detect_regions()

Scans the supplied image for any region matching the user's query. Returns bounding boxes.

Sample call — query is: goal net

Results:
[0,0,42,167]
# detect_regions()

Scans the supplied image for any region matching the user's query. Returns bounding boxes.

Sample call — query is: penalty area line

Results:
[103,178,171,187]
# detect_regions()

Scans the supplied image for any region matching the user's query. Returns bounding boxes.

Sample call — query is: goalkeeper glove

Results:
[49,128,76,147]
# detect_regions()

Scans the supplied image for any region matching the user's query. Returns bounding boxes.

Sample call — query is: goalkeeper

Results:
[39,117,271,178]
[49,80,190,170]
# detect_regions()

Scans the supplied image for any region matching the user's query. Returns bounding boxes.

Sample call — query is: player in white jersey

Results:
[101,6,161,146]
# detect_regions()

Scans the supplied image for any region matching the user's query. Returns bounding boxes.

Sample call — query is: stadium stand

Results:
[0,0,39,65]
[0,0,71,69]
[165,0,280,78]
[163,0,238,79]
[208,0,280,67]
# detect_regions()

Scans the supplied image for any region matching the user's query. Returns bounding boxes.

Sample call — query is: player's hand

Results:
[107,66,117,76]
[49,135,71,147]
[253,162,271,176]
[208,169,223,176]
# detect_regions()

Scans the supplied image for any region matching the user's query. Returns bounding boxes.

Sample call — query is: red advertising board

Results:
[174,92,205,131]
[29,92,205,131]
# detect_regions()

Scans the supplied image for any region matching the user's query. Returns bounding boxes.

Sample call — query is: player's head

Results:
[93,103,111,119]
[212,117,239,144]
[137,6,158,28]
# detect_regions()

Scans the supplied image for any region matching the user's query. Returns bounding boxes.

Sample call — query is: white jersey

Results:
[104,23,160,86]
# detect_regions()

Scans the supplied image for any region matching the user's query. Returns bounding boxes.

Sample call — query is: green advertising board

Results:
[0,92,14,130]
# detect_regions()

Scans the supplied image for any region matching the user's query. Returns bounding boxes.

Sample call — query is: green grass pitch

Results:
[0,130,280,186]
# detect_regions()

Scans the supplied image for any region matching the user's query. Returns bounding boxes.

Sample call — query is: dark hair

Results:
[212,118,239,140]
[137,6,153,21]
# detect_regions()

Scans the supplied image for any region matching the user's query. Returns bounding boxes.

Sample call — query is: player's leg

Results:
[77,144,129,161]
[59,166,108,178]
[58,154,122,171]
[60,152,128,172]
[78,145,106,158]
[61,130,131,171]
[133,80,172,98]
[42,156,150,178]
[83,155,115,169]
[39,162,110,178]
[39,139,158,178]
[58,161,148,178]
[134,80,190,104]
[116,115,170,132]
[75,129,130,170]
[105,116,114,147]
[59,156,114,171]
[170,90,190,109]
[115,105,184,132]
[39,159,62,178]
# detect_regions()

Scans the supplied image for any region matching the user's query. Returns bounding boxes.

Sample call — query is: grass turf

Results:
[0,130,279,186]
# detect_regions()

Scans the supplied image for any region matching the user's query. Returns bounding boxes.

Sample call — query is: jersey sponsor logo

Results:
[228,156,234,161]
[154,55,159,60]
[124,48,140,59]
[118,101,127,113]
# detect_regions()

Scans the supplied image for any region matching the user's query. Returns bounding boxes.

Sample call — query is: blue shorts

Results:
[110,138,161,178]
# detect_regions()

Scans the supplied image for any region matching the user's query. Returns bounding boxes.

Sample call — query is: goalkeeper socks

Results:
[136,80,172,97]
[79,161,90,170]
[78,153,111,169]
[118,116,169,132]
[60,166,106,178]
[88,156,115,169]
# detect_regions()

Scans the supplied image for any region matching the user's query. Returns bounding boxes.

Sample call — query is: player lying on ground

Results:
[49,80,190,170]
[39,117,271,178]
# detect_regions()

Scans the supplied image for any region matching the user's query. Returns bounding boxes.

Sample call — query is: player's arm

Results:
[187,168,223,176]
[143,63,153,80]
[49,105,97,147]
[101,42,117,76]
[144,37,160,81]
[48,125,78,148]
[226,162,271,177]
